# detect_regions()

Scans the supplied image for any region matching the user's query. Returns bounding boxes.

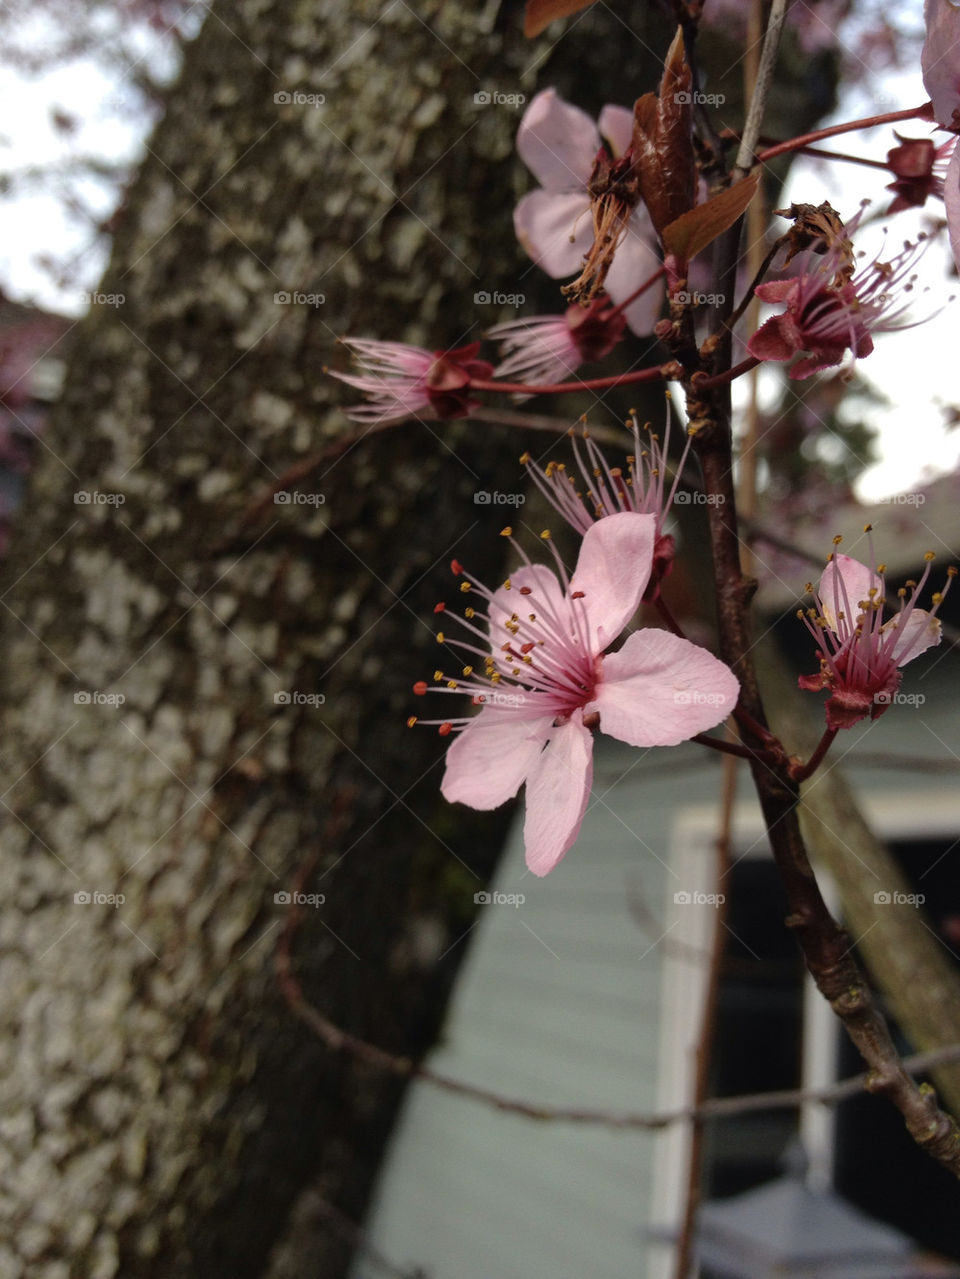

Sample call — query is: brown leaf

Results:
[662,173,760,264]
[524,0,596,38]
[630,27,696,237]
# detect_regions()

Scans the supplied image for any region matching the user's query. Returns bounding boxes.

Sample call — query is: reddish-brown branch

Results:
[471,361,676,397]
[754,103,931,164]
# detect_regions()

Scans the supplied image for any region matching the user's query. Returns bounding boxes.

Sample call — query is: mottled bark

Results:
[0,3,668,1277]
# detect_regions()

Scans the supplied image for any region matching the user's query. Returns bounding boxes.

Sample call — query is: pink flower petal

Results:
[598,104,633,158]
[603,215,664,335]
[441,707,555,810]
[922,0,960,127]
[514,189,594,279]
[882,608,942,665]
[568,512,656,652]
[517,88,601,191]
[944,142,960,272]
[488,563,566,644]
[820,554,876,631]
[586,630,739,746]
[523,716,593,876]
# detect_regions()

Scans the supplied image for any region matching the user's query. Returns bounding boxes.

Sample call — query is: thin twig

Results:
[734,0,788,175]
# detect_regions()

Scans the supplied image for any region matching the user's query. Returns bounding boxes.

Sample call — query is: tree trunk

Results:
[0,5,841,1276]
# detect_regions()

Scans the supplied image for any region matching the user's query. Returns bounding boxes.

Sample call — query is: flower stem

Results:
[693,356,761,389]
[790,727,838,782]
[473,363,673,397]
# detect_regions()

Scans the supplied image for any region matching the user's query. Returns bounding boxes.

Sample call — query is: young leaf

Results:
[662,173,760,263]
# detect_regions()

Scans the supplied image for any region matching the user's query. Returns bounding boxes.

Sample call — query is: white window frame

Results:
[647,787,960,1279]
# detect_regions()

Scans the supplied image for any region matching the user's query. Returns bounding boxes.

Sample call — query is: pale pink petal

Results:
[585,630,739,746]
[568,512,656,652]
[523,717,593,876]
[603,216,663,335]
[488,563,566,644]
[882,609,942,666]
[820,554,877,631]
[944,143,960,272]
[517,88,601,191]
[441,707,555,810]
[922,0,960,126]
[598,104,633,158]
[514,189,593,279]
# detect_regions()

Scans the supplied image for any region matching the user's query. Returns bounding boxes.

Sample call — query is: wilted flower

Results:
[487,296,627,389]
[331,339,493,423]
[885,133,957,214]
[747,212,929,379]
[798,534,955,730]
[513,89,662,335]
[410,514,739,875]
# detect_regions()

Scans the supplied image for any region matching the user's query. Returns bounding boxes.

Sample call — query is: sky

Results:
[0,3,956,502]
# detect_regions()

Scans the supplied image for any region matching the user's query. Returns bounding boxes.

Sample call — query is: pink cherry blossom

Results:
[747,214,928,379]
[413,513,740,876]
[922,0,960,270]
[798,540,955,730]
[487,295,627,389]
[513,89,662,336]
[331,339,492,424]
[520,407,692,598]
